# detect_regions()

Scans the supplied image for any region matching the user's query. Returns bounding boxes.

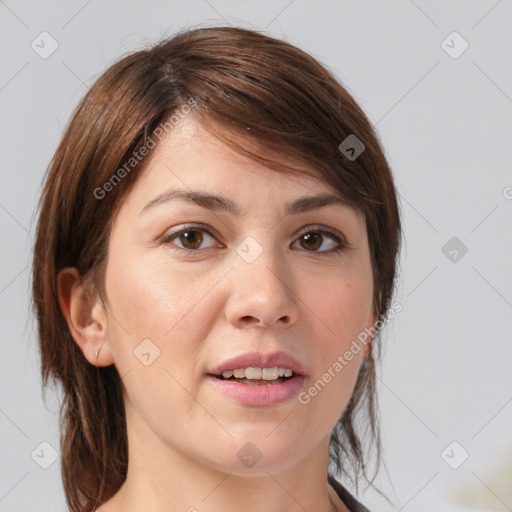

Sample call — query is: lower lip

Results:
[207,375,306,407]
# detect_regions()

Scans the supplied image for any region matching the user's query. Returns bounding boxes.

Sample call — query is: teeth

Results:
[221,366,294,380]
[262,367,278,380]
[245,367,263,379]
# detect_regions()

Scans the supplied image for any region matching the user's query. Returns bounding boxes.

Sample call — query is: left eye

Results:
[163,228,219,252]
[162,226,344,254]
[292,230,343,252]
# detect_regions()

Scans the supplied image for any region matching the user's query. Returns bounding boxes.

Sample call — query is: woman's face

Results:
[101,117,376,474]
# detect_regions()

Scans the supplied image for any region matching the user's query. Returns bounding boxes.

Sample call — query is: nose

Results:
[224,244,300,329]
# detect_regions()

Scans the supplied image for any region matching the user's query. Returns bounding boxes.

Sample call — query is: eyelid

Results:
[161,223,348,254]
[161,223,222,250]
[295,224,348,248]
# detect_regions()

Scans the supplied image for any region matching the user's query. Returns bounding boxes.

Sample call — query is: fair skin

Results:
[58,117,376,512]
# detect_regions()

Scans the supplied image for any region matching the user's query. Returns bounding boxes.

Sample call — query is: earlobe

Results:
[363,310,379,358]
[57,267,113,366]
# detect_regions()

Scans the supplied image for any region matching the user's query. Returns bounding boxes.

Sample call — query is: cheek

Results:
[299,269,372,409]
[306,269,373,348]
[103,252,222,377]
[106,249,212,334]
[103,257,218,425]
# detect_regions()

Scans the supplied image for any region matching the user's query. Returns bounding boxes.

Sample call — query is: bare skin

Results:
[58,117,376,512]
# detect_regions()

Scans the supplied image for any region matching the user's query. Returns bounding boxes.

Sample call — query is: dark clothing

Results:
[328,475,371,512]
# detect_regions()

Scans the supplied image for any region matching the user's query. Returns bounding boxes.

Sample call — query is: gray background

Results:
[1,1,511,511]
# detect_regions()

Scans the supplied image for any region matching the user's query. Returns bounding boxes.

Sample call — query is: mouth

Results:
[206,366,306,406]
[208,366,298,386]
[209,373,296,386]
[206,352,307,406]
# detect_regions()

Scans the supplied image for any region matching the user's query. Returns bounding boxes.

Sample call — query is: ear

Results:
[57,267,114,367]
[363,309,379,358]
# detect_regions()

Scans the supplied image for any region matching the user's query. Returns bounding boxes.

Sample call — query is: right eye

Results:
[161,225,223,254]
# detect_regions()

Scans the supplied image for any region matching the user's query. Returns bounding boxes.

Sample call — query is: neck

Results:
[99,400,348,512]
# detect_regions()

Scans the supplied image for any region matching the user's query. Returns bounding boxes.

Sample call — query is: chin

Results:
[203,438,305,476]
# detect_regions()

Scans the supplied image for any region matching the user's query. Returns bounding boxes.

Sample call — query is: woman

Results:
[32,26,401,512]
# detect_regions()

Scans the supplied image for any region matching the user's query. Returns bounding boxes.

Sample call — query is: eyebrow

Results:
[139,188,352,217]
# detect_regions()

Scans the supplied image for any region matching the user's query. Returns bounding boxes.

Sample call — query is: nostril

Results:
[241,316,259,324]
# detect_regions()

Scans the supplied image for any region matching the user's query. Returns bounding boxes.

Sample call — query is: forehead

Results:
[106,116,369,251]
[131,117,351,207]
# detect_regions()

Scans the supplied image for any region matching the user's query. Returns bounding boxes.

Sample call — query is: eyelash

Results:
[160,223,348,256]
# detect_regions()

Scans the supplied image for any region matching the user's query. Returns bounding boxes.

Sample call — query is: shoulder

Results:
[328,475,371,512]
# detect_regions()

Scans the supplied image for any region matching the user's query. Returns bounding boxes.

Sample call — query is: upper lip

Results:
[208,351,307,376]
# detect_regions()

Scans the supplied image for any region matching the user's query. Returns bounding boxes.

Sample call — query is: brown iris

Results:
[179,230,204,250]
[299,232,322,251]
[177,230,325,252]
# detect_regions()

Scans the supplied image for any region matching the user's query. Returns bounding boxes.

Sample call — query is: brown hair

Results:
[32,26,401,512]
